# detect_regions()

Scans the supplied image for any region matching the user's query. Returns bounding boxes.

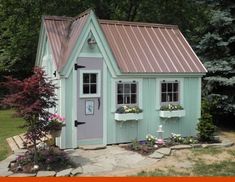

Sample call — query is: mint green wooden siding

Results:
[107,75,201,144]
[64,70,74,148]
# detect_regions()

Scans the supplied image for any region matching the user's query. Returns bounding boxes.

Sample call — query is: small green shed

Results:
[35,9,207,149]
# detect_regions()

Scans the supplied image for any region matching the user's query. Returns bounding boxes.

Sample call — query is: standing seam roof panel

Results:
[43,14,207,73]
[121,26,147,72]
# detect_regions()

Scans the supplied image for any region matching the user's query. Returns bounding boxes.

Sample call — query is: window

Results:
[80,70,101,98]
[117,82,137,105]
[83,73,97,94]
[161,81,179,104]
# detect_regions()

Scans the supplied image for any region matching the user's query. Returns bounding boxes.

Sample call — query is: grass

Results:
[138,168,190,176]
[138,147,235,176]
[192,147,222,155]
[138,160,235,176]
[0,109,25,161]
[193,160,235,176]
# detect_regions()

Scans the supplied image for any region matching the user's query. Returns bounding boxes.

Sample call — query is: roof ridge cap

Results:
[43,15,73,21]
[99,19,178,29]
[73,8,93,20]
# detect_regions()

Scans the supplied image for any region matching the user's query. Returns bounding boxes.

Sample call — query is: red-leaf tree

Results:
[0,67,57,163]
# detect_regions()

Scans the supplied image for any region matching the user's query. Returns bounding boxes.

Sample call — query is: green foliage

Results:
[0,109,25,161]
[0,0,210,80]
[145,134,156,147]
[160,104,184,111]
[115,105,143,114]
[197,2,235,124]
[193,160,235,176]
[10,146,75,173]
[170,133,198,145]
[130,139,141,151]
[197,100,216,142]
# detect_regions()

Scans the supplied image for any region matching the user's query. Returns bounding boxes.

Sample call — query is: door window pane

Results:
[90,84,97,93]
[82,73,97,95]
[90,74,97,83]
[83,74,89,83]
[83,84,89,94]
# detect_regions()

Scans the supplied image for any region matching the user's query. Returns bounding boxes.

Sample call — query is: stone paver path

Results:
[68,145,157,176]
[0,135,233,177]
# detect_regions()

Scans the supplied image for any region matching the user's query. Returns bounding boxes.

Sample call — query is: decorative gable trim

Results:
[59,10,120,78]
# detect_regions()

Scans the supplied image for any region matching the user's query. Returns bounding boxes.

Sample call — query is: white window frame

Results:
[116,81,139,106]
[79,70,101,98]
[156,78,184,110]
[111,78,143,112]
[160,80,180,105]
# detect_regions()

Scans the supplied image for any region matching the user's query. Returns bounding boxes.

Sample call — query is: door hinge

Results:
[74,120,86,127]
[53,71,56,77]
[74,64,86,70]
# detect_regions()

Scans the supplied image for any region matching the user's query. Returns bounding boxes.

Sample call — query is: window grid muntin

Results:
[117,82,137,105]
[161,81,179,105]
[82,73,97,95]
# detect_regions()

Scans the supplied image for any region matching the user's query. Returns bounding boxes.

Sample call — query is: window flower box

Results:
[115,112,143,121]
[159,104,185,118]
[159,110,185,118]
[115,105,143,121]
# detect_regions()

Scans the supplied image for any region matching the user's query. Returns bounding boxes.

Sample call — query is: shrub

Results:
[145,134,157,147]
[197,113,216,142]
[130,139,141,151]
[197,100,216,142]
[10,146,75,173]
[0,67,57,164]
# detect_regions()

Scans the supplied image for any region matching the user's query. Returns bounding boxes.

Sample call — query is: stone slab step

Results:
[37,171,56,177]
[79,144,106,150]
[9,173,36,177]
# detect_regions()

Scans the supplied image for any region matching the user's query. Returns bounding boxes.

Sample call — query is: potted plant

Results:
[114,105,143,121]
[159,104,185,118]
[46,114,65,137]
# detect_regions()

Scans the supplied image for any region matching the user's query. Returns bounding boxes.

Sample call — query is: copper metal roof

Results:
[99,20,207,73]
[43,11,89,70]
[43,10,207,73]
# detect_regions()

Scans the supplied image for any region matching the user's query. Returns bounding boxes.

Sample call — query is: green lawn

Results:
[0,109,25,161]
[138,146,235,176]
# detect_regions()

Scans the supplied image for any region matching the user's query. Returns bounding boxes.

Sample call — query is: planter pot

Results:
[49,130,61,137]
[159,110,185,118]
[114,113,143,121]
